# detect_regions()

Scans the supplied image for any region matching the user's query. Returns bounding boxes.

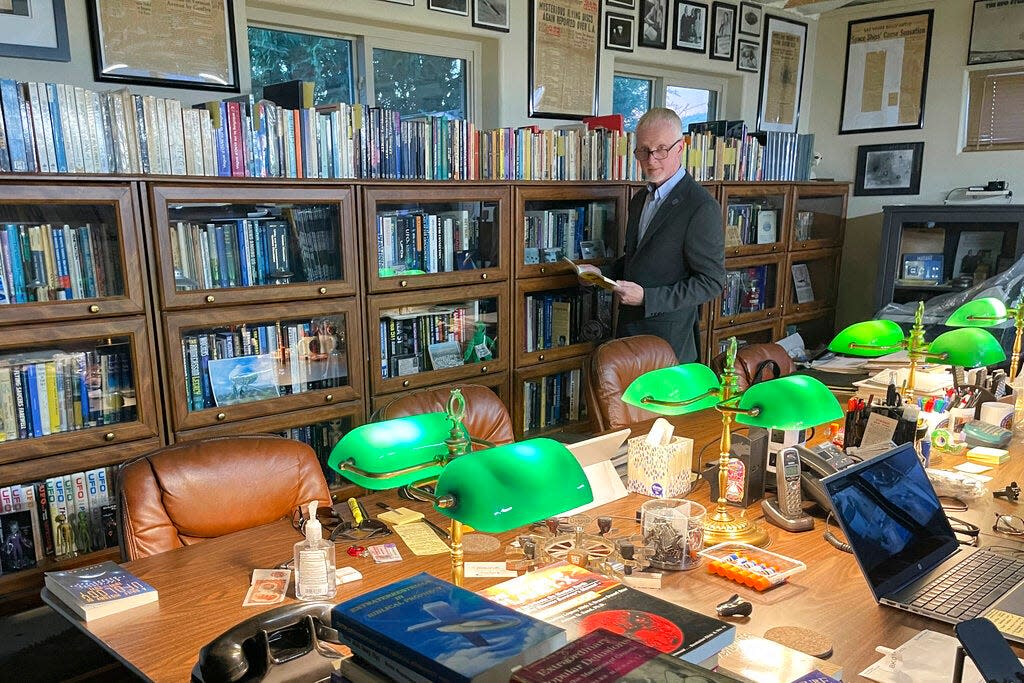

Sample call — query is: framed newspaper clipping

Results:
[529,0,601,119]
[756,14,807,133]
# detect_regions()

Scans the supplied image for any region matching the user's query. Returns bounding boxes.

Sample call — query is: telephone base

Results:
[761,498,815,532]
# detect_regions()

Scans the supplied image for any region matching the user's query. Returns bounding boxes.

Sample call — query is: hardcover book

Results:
[479,562,735,666]
[511,627,742,682]
[331,572,566,683]
[44,560,158,621]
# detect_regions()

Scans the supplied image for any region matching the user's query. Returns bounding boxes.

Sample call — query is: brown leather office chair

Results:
[587,335,680,432]
[709,342,796,392]
[376,384,514,446]
[117,435,331,561]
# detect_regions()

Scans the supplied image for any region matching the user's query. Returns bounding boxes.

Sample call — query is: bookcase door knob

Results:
[400,280,408,287]
[538,354,545,361]
[540,267,546,274]
[216,412,226,421]
[205,295,215,303]
[481,273,488,280]
[319,287,327,295]
[403,380,410,387]
[325,394,334,402]
[88,304,100,313]
[104,432,115,442]
[480,365,488,373]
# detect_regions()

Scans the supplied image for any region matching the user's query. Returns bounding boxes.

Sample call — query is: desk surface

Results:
[43,419,1024,682]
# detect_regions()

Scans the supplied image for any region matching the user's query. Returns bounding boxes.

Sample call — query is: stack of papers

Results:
[852,367,953,400]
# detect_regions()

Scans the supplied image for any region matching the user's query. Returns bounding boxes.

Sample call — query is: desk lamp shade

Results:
[828,319,905,356]
[434,439,593,533]
[731,375,844,429]
[327,412,456,490]
[945,297,1008,327]
[621,363,722,415]
[929,328,1006,367]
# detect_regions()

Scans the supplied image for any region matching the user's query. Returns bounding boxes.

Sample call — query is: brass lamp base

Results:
[703,508,770,547]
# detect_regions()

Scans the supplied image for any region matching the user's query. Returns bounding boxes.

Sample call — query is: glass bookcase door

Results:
[515,275,613,367]
[164,299,364,431]
[791,185,848,251]
[368,283,509,396]
[720,184,788,258]
[363,186,510,294]
[0,183,146,324]
[718,254,784,328]
[0,317,160,465]
[711,319,784,358]
[514,185,625,279]
[150,185,358,309]
[783,309,837,361]
[513,357,590,440]
[784,248,841,315]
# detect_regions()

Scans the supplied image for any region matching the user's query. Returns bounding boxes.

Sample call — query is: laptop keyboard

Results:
[910,551,1024,620]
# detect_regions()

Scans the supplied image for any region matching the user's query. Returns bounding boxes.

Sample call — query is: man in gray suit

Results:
[578,108,725,362]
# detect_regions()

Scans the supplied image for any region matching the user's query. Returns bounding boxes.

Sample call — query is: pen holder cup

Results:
[626,435,694,498]
[640,499,706,571]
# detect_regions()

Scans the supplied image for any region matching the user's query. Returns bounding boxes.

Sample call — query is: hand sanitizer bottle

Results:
[294,501,336,601]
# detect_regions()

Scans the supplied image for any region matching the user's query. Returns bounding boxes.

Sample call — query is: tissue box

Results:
[626,435,694,498]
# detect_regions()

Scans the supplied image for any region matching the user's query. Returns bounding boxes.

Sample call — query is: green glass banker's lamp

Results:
[327,390,593,586]
[946,296,1024,379]
[621,338,843,548]
[830,301,1006,401]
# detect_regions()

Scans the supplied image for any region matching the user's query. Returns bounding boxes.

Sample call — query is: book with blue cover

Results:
[332,572,566,683]
[45,560,157,621]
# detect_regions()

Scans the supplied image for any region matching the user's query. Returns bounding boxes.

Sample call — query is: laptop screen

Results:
[822,443,960,601]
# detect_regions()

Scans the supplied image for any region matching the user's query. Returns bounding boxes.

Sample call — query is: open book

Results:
[562,256,617,291]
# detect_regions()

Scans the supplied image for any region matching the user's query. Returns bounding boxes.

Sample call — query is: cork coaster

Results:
[763,626,834,659]
[462,533,501,554]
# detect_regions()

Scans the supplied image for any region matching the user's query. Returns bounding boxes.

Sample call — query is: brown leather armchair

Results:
[709,342,796,392]
[587,335,680,432]
[375,384,514,446]
[117,435,331,561]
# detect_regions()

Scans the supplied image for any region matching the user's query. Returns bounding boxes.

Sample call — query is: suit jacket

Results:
[606,173,725,362]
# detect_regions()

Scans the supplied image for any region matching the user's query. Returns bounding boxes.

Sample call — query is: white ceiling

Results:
[763,0,895,17]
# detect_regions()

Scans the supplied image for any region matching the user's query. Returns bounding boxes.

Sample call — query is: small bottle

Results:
[294,500,336,601]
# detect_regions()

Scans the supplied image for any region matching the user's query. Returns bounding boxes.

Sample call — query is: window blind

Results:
[965,67,1024,151]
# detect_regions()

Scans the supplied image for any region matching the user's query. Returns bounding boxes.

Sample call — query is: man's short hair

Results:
[637,108,682,137]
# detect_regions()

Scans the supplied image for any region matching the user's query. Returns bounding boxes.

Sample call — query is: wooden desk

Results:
[43,431,1024,682]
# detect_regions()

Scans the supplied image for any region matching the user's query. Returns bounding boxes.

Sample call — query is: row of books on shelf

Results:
[376,208,491,276]
[182,319,349,411]
[0,222,119,304]
[274,419,351,489]
[0,467,118,574]
[378,303,494,379]
[725,203,779,247]
[524,289,611,352]
[522,204,612,262]
[0,346,135,442]
[722,265,770,316]
[522,368,585,433]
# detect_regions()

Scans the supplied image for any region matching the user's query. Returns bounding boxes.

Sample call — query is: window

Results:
[665,86,716,129]
[613,71,721,131]
[965,66,1024,151]
[613,75,653,132]
[371,48,468,119]
[248,26,354,105]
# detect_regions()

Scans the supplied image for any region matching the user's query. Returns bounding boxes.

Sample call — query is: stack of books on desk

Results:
[44,560,158,621]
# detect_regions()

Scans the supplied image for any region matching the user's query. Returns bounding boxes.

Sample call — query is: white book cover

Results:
[21,483,44,560]
[0,485,12,513]
[86,467,109,552]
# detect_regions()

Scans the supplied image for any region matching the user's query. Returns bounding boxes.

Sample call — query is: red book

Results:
[225,101,245,177]
[584,114,625,134]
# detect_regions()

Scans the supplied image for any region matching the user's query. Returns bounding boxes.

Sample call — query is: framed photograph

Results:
[87,0,239,91]
[839,10,933,134]
[673,1,707,54]
[854,142,924,197]
[737,38,760,72]
[0,0,69,61]
[528,0,601,118]
[638,0,669,49]
[607,0,636,8]
[756,15,806,133]
[968,0,1024,65]
[606,12,635,52]
[473,0,509,31]
[710,2,736,61]
[429,0,468,15]
[737,1,761,36]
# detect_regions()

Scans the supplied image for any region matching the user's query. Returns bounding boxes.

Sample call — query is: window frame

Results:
[962,64,1024,153]
[614,65,726,122]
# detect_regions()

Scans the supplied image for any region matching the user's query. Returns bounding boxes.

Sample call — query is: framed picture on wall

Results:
[968,0,1024,64]
[756,15,806,133]
[738,0,761,36]
[529,0,601,118]
[710,2,736,61]
[429,0,468,16]
[673,0,707,54]
[854,142,924,196]
[606,12,636,52]
[638,0,669,49]
[607,0,637,8]
[0,0,70,62]
[737,38,759,72]
[473,0,509,31]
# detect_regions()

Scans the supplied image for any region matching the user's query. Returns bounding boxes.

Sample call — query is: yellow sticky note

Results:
[392,521,451,556]
[377,507,423,526]
[986,609,1024,638]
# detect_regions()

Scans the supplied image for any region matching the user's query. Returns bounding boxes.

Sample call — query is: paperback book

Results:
[562,257,617,291]
[479,561,735,666]
[331,572,566,683]
[44,560,158,621]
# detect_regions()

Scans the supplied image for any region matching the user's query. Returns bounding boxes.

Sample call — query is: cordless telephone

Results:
[761,447,814,532]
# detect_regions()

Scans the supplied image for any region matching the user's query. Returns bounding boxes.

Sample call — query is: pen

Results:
[376,501,451,540]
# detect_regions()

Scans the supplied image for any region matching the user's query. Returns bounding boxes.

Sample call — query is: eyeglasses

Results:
[994,513,1024,536]
[947,516,980,546]
[633,137,682,161]
[292,504,391,542]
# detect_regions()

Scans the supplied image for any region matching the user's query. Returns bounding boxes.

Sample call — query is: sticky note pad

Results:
[377,507,424,526]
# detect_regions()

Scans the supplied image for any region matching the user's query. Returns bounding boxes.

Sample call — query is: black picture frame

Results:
[429,0,468,15]
[473,0,509,32]
[0,0,70,62]
[710,2,736,61]
[607,0,637,8]
[87,0,239,91]
[854,142,924,197]
[737,0,761,36]
[736,38,759,72]
[528,0,601,119]
[673,0,707,54]
[638,0,669,49]
[756,14,806,133]
[606,12,636,52]
[968,0,1024,65]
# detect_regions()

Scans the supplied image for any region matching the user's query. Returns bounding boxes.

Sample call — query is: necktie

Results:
[637,185,659,243]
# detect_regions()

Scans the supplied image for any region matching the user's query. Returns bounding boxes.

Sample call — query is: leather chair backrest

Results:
[588,335,680,432]
[117,435,331,561]
[376,384,514,446]
[710,342,796,392]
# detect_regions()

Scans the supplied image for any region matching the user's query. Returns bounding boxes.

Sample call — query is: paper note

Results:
[860,629,1022,683]
[244,568,290,606]
[367,543,403,563]
[954,462,992,474]
[861,413,898,446]
[392,522,451,556]
[986,609,1024,639]
[464,562,518,578]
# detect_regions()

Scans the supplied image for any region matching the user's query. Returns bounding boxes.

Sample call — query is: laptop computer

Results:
[566,428,631,468]
[822,442,1024,643]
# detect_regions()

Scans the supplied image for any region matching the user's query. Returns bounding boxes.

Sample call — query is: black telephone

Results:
[794,443,855,514]
[194,602,343,683]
